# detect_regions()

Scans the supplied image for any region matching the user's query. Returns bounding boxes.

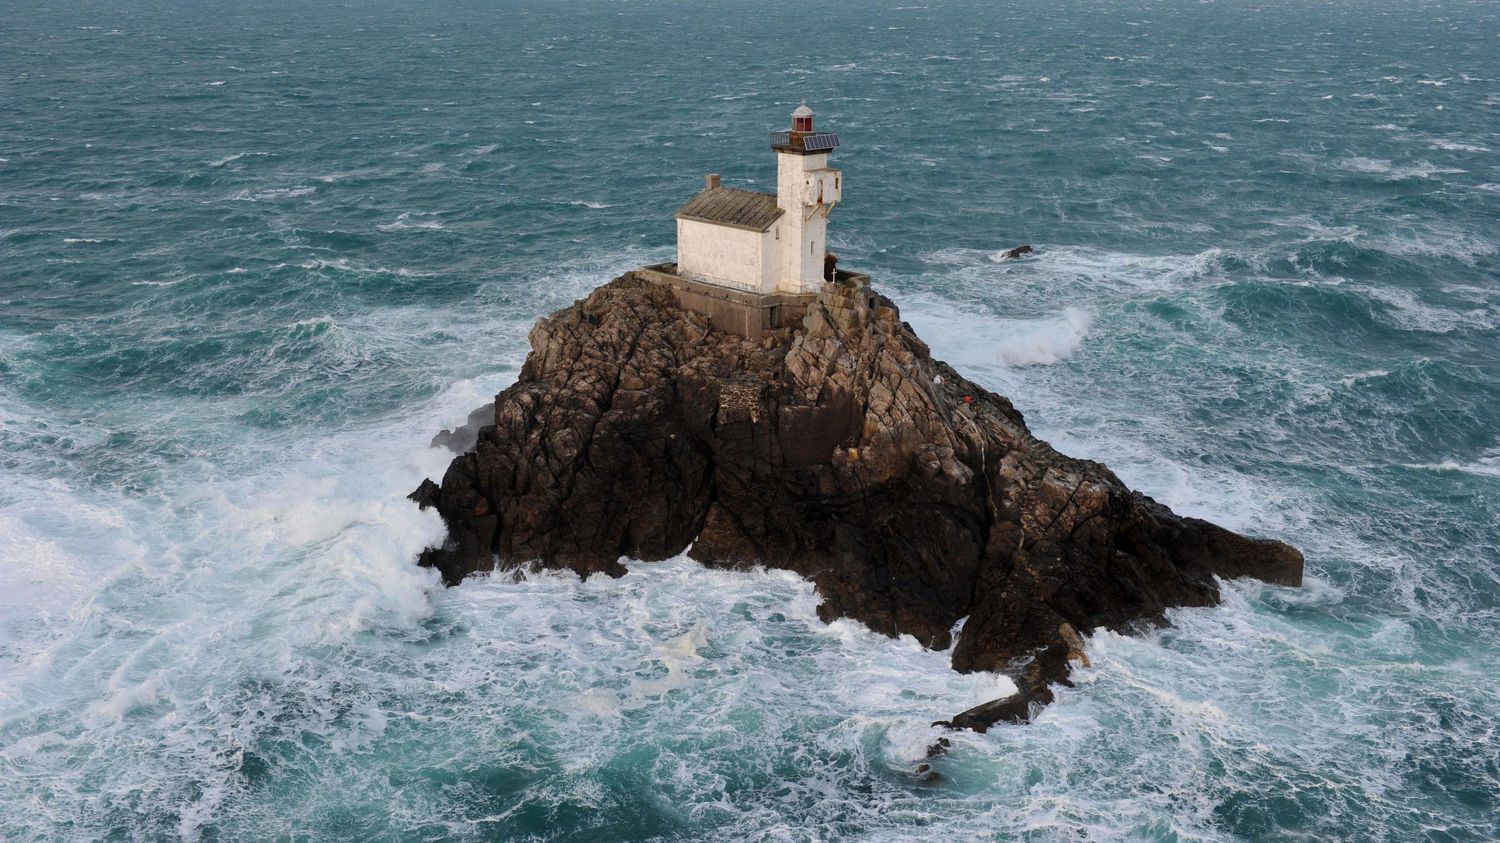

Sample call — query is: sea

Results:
[2,0,1497,839]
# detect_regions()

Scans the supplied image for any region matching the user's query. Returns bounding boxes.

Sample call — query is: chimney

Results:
[705,173,720,190]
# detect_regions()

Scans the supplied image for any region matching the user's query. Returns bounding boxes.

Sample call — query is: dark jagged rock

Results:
[926,736,952,758]
[998,244,1034,259]
[407,478,442,509]
[913,762,943,784]
[431,401,496,452]
[940,691,1040,732]
[411,271,1303,729]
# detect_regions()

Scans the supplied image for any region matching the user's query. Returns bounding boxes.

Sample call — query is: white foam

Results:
[1368,229,1497,264]
[922,244,1232,300]
[0,512,97,650]
[1361,285,1496,333]
[207,151,268,167]
[1429,140,1490,152]
[993,307,1095,367]
[376,212,445,231]
[916,246,989,266]
[230,186,315,201]
[1403,453,1500,479]
[1336,157,1466,180]
[287,315,337,330]
[1339,369,1390,388]
[296,258,434,277]
[1042,245,1229,294]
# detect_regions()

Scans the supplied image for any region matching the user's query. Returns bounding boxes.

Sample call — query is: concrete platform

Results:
[636,262,869,340]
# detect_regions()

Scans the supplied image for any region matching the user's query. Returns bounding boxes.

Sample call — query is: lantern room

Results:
[791,101,815,133]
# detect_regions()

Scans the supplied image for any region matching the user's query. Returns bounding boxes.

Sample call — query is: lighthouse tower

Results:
[772,102,842,294]
[652,102,861,339]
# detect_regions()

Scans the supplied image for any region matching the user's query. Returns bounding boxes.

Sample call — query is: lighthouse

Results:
[772,102,842,293]
[643,102,862,339]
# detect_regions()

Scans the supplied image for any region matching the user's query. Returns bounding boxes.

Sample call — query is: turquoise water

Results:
[3,0,1498,839]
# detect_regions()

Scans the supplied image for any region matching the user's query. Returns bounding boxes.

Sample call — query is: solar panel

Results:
[801,133,840,151]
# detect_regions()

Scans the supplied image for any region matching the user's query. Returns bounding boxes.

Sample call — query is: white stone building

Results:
[674,102,842,295]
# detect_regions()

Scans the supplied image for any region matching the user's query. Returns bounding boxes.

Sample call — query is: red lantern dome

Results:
[791,101,814,133]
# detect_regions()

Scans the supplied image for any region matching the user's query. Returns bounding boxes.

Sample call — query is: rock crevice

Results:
[413,272,1303,729]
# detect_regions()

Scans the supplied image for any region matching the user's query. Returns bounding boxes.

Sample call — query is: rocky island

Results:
[411,104,1301,730]
[409,270,1303,731]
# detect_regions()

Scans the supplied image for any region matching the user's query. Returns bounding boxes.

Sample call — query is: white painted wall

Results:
[758,226,778,291]
[676,219,772,293]
[775,151,841,294]
[804,167,841,206]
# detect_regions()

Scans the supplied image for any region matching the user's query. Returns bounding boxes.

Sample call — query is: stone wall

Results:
[636,263,833,341]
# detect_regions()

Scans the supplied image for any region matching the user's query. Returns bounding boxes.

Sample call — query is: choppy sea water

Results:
[2,0,1498,839]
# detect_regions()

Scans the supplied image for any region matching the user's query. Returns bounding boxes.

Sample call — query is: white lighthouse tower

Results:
[773,102,842,293]
[645,102,862,339]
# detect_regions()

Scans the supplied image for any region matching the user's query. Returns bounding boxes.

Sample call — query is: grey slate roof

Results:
[675,186,784,232]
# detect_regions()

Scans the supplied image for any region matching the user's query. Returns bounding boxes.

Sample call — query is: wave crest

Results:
[995,307,1095,367]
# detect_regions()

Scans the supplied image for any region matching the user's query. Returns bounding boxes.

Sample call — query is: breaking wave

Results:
[994,307,1095,366]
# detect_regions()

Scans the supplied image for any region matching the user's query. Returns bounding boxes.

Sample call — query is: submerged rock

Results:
[411,271,1303,730]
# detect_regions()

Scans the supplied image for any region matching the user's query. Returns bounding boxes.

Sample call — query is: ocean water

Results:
[2,0,1498,839]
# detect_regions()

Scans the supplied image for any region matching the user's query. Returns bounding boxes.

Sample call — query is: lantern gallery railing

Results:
[770,131,841,152]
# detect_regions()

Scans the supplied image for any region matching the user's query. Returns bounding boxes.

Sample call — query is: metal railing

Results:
[770,131,840,151]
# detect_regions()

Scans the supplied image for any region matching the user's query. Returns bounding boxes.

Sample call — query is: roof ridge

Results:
[702,184,774,197]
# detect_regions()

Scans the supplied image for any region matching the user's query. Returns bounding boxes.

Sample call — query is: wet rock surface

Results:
[413,271,1303,730]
